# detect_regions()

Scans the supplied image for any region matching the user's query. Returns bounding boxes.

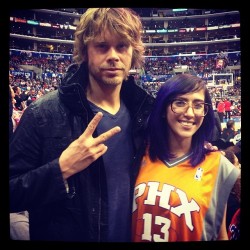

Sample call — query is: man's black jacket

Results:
[9,63,154,241]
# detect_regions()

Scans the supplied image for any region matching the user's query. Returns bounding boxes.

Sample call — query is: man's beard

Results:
[89,67,129,86]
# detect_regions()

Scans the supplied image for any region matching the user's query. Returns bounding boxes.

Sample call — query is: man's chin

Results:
[103,76,124,86]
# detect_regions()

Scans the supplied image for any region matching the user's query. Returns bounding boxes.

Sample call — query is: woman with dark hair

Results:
[132,74,240,241]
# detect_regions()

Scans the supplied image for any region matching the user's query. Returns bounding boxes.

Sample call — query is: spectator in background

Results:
[217,98,225,123]
[221,119,236,143]
[20,89,29,104]
[12,86,25,111]
[9,85,15,140]
[226,144,241,166]
[228,208,240,240]
[29,88,37,102]
[9,86,23,134]
[224,98,231,120]
[211,98,222,146]
[211,108,222,144]
[25,88,38,107]
[222,149,241,240]
[223,148,241,169]
[9,85,30,241]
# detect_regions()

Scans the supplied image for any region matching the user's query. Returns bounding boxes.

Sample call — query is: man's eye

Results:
[118,44,128,49]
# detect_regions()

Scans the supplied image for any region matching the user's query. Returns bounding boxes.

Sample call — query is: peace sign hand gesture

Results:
[59,112,121,180]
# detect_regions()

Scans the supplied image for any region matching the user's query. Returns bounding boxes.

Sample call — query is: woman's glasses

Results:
[171,99,210,117]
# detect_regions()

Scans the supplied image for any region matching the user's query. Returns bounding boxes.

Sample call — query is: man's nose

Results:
[107,47,119,61]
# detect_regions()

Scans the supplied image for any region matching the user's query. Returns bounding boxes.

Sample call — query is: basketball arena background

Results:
[9,8,241,128]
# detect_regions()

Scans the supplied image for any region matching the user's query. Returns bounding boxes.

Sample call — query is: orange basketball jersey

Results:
[132,151,240,241]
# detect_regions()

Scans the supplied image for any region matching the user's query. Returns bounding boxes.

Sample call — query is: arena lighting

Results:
[172,9,188,12]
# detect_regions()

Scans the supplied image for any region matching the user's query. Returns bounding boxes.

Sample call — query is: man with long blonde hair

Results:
[9,8,154,242]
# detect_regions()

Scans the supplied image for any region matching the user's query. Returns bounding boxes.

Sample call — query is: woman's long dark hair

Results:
[147,74,215,167]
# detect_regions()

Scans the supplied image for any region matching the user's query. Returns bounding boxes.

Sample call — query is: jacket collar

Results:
[59,63,154,118]
[59,63,89,116]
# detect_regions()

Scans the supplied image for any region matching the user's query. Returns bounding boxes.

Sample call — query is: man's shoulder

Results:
[26,90,68,124]
[29,90,59,110]
[62,63,86,86]
[128,76,155,96]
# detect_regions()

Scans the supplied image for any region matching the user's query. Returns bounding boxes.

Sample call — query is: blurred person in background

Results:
[221,149,241,240]
[9,85,15,140]
[211,107,222,144]
[217,98,225,123]
[224,98,231,120]
[221,120,237,143]
[12,86,26,111]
